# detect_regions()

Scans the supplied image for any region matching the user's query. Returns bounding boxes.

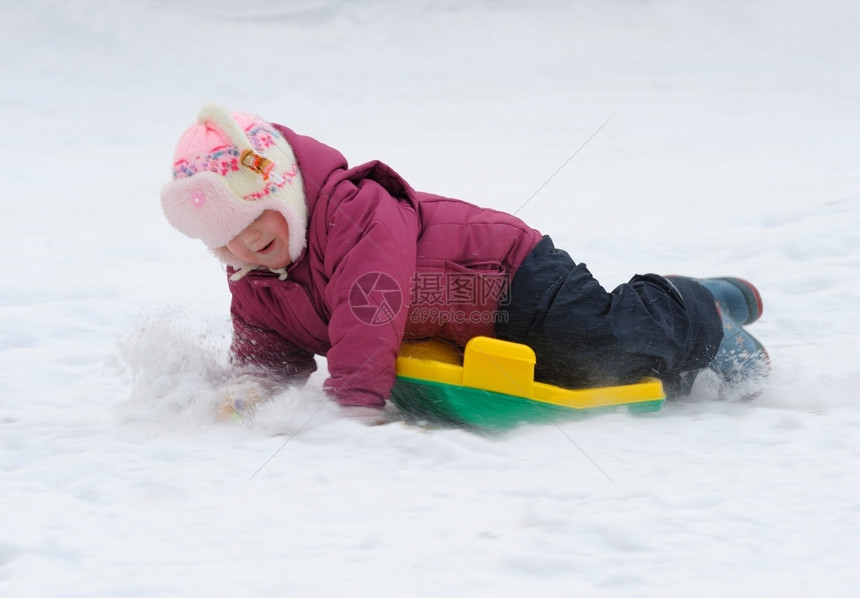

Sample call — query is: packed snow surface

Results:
[2,1,859,596]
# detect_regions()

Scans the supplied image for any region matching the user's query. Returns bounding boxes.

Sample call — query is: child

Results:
[160,104,769,419]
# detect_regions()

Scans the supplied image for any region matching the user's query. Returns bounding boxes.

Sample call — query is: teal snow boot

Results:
[664,275,769,400]
[698,277,763,326]
[709,307,770,400]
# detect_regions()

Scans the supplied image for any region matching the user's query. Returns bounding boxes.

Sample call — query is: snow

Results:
[2,0,860,596]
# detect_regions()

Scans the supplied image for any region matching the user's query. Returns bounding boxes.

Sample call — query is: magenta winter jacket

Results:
[228,125,543,408]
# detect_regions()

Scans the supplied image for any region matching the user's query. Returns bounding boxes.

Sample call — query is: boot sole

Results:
[719,277,764,325]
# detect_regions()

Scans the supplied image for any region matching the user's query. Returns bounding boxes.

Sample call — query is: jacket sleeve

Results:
[230,303,317,384]
[321,177,418,408]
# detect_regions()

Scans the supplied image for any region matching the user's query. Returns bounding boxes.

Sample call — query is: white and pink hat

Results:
[160,104,307,268]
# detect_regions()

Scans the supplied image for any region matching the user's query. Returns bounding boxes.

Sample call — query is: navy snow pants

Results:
[495,236,723,394]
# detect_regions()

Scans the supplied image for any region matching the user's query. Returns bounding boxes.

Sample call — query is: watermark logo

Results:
[409,271,510,307]
[348,272,403,326]
[408,306,508,326]
[349,270,511,327]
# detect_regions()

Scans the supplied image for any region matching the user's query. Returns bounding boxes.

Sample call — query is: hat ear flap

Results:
[160,171,262,250]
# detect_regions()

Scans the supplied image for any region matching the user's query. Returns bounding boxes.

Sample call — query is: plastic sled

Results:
[391,336,665,430]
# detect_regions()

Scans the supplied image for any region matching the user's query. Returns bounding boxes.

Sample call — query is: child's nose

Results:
[239,228,260,246]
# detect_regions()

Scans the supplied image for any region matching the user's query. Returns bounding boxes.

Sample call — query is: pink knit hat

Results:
[160,104,307,268]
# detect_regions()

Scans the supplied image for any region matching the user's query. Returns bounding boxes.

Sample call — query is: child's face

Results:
[225,210,292,269]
